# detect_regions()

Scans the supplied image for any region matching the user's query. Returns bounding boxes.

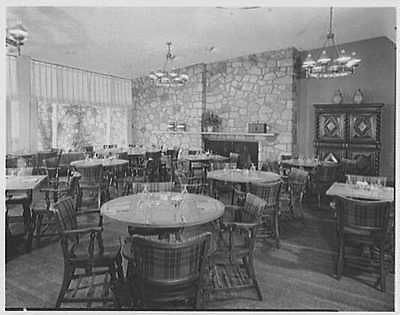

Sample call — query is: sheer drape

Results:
[31,60,131,107]
[6,55,19,152]
[6,57,132,153]
[30,60,132,151]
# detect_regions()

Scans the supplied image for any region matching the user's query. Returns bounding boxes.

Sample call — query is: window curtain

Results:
[30,60,132,151]
[6,55,19,152]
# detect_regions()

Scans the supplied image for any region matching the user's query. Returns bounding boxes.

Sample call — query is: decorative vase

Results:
[207,126,214,132]
[332,89,343,104]
[167,121,176,131]
[176,123,186,132]
[353,89,364,104]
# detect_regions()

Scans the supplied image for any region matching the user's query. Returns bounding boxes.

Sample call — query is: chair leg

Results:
[109,263,116,283]
[274,212,280,249]
[194,283,203,309]
[35,212,43,247]
[23,201,34,253]
[116,253,124,282]
[336,236,344,279]
[379,244,386,292]
[244,256,263,300]
[56,265,74,308]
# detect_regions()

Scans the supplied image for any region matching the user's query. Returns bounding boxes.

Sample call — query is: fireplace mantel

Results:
[153,130,279,141]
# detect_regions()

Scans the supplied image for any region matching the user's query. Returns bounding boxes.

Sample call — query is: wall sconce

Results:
[6,23,28,56]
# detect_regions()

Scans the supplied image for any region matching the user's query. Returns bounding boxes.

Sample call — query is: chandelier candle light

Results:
[302,7,361,79]
[149,42,189,87]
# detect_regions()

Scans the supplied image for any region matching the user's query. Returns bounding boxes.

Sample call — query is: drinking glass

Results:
[181,184,188,194]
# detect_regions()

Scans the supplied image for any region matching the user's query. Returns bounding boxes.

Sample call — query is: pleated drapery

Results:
[6,56,133,153]
[31,59,132,107]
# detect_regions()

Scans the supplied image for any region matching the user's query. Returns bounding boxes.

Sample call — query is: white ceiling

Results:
[7,6,397,79]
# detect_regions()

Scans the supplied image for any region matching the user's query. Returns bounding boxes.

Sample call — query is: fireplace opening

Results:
[203,138,258,169]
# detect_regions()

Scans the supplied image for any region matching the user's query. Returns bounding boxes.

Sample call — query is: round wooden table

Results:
[70,158,128,168]
[207,169,281,184]
[101,192,225,230]
[281,158,319,170]
[180,153,229,163]
[127,148,160,156]
[207,169,281,201]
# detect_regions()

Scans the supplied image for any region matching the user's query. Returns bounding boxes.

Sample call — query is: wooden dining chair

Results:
[53,197,123,308]
[287,168,309,219]
[312,162,341,209]
[126,232,211,309]
[334,195,392,292]
[43,156,61,188]
[6,192,32,254]
[145,151,162,182]
[74,164,108,211]
[130,181,175,194]
[35,150,59,174]
[210,193,265,301]
[209,162,238,203]
[6,156,18,168]
[32,176,80,247]
[260,159,280,174]
[250,181,282,248]
[58,152,85,180]
[229,152,239,164]
[84,145,94,158]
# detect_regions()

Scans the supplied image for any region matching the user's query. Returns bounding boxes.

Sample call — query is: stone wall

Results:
[205,48,299,161]
[131,47,299,162]
[131,64,204,150]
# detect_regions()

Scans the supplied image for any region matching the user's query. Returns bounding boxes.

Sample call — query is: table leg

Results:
[174,228,184,242]
[23,190,34,252]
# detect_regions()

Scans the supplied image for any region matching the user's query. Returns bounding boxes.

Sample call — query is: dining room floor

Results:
[5,192,394,311]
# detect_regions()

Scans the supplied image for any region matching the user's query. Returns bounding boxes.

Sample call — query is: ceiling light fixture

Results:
[6,22,28,56]
[302,7,361,79]
[149,42,189,87]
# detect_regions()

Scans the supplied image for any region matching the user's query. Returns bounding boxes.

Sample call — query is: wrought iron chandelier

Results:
[302,7,361,79]
[6,22,28,56]
[149,42,189,87]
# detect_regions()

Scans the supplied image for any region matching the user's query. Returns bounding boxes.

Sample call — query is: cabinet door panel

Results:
[317,113,346,142]
[315,143,346,163]
[348,145,380,176]
[349,112,378,144]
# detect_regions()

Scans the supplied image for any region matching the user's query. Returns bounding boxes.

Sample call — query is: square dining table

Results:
[6,175,48,252]
[326,182,394,202]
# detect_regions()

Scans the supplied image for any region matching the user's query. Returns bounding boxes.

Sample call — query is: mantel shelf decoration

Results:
[353,89,364,104]
[202,110,222,132]
[154,130,279,138]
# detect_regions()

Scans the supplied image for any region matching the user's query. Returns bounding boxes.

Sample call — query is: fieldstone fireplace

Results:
[131,47,299,163]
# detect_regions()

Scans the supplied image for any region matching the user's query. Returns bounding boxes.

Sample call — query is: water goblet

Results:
[181,184,188,194]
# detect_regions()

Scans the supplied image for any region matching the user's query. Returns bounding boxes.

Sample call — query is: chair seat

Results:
[80,182,105,189]
[31,198,51,211]
[71,242,121,265]
[344,226,372,236]
[76,212,101,227]
[6,193,30,203]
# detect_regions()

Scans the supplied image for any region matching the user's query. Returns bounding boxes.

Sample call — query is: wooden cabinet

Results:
[314,103,383,175]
